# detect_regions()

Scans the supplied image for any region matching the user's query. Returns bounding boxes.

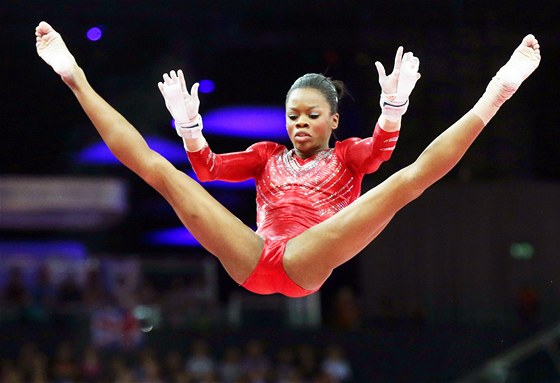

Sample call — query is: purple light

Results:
[146,227,201,247]
[199,79,215,94]
[75,135,187,165]
[86,26,103,41]
[203,106,286,139]
[74,136,254,189]
[0,241,87,259]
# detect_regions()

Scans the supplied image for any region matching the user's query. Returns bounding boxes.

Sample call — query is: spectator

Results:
[51,341,79,383]
[2,267,29,307]
[296,344,320,381]
[80,345,103,382]
[162,350,185,381]
[137,355,164,383]
[82,267,108,309]
[274,346,297,382]
[219,346,242,383]
[330,287,362,330]
[56,274,83,307]
[321,345,353,382]
[185,339,216,380]
[0,361,24,383]
[27,266,56,323]
[240,339,271,379]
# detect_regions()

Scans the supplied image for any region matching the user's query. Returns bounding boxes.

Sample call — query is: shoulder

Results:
[248,141,287,156]
[334,137,372,154]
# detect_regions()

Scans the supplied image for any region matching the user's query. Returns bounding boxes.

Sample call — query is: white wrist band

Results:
[380,93,409,122]
[176,114,203,139]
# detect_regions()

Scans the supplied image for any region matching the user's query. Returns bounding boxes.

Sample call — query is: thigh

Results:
[147,157,264,284]
[284,165,421,290]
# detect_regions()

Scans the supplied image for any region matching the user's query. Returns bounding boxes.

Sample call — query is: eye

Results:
[309,113,320,119]
[287,114,298,121]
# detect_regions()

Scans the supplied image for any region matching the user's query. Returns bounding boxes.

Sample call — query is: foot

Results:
[495,34,541,91]
[35,21,76,78]
[472,34,541,125]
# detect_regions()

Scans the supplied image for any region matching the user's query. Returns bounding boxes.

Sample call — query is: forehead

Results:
[286,88,329,107]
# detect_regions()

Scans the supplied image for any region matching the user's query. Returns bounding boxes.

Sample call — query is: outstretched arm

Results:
[35,21,163,180]
[339,47,421,172]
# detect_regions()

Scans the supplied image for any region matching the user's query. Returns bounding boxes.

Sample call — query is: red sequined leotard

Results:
[187,123,399,296]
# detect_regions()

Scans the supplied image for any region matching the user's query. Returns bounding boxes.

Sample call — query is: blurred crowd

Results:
[1,264,357,383]
[0,337,354,383]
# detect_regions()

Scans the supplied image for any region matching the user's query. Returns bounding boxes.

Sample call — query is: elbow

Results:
[192,168,214,182]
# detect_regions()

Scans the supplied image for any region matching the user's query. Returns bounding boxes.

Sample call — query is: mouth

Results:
[294,132,311,143]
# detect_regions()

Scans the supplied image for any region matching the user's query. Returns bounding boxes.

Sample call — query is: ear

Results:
[331,113,340,130]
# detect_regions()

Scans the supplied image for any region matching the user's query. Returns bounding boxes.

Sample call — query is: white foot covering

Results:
[472,34,541,125]
[35,21,76,78]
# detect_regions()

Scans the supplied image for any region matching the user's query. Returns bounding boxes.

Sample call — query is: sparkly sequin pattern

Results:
[186,125,399,241]
[256,148,362,240]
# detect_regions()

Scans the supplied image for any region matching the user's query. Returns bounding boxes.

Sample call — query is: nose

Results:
[295,116,309,128]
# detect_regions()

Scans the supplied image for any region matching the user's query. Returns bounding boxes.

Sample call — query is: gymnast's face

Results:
[285,87,339,159]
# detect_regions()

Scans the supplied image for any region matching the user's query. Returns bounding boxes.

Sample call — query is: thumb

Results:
[374,61,386,80]
[157,82,165,97]
[190,82,200,101]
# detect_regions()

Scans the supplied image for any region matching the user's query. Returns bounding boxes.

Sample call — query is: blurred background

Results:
[1,0,559,382]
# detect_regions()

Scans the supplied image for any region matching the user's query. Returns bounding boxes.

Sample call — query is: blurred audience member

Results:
[321,345,353,382]
[2,267,29,307]
[330,287,362,330]
[185,339,216,380]
[219,346,243,383]
[51,341,79,383]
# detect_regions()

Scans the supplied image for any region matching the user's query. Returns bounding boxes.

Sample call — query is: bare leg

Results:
[35,22,263,284]
[285,35,541,290]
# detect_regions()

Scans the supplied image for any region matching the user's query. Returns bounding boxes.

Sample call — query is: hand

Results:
[158,70,200,127]
[375,46,404,96]
[375,48,421,121]
[375,48,421,102]
[394,52,421,104]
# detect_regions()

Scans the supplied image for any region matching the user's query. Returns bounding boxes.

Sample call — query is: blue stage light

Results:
[199,79,215,94]
[86,26,103,41]
[203,106,286,139]
[75,137,254,189]
[75,135,188,165]
[146,227,201,247]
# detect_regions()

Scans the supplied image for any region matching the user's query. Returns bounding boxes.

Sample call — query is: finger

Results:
[178,69,188,94]
[170,70,178,80]
[402,52,413,63]
[392,46,404,72]
[163,73,173,85]
[157,82,166,98]
[374,61,386,80]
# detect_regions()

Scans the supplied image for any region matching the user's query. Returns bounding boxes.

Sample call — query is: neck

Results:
[294,147,328,159]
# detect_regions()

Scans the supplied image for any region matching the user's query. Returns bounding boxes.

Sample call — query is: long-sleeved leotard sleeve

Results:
[336,123,400,174]
[187,141,282,182]
[188,123,398,182]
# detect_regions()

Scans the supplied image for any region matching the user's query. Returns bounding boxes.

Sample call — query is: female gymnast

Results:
[36,21,540,298]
